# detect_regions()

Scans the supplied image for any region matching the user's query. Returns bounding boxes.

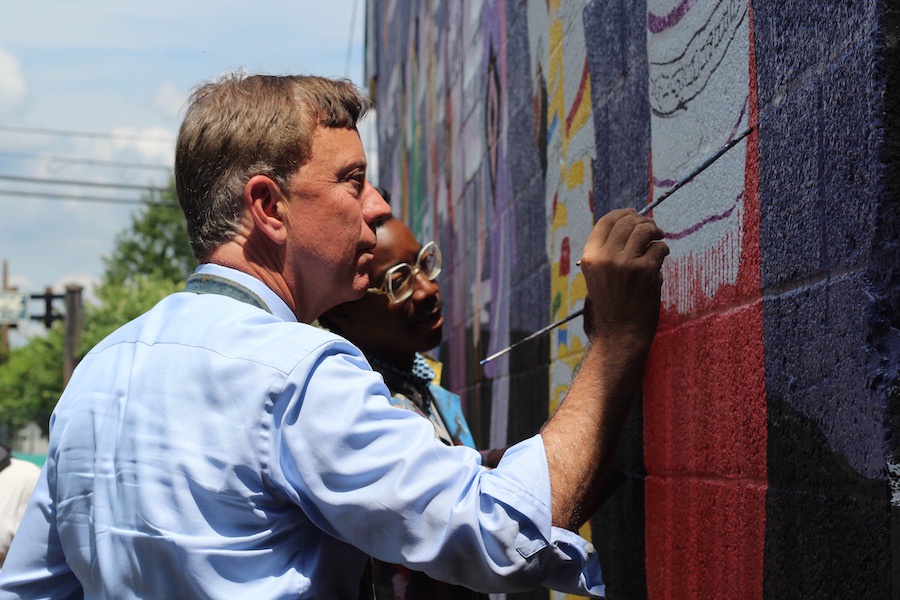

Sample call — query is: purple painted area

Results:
[664,191,742,240]
[729,94,750,140]
[647,0,698,34]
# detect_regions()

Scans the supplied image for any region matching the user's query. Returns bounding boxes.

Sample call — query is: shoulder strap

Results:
[184,273,272,314]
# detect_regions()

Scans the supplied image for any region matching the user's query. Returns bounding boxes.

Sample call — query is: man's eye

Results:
[389,269,410,288]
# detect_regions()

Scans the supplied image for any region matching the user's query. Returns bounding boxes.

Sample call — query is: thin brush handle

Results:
[639,126,753,216]
[479,309,584,365]
[480,126,754,366]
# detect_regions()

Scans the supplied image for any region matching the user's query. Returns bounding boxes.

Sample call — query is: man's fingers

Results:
[645,240,670,268]
[600,215,664,261]
[580,208,666,273]
[622,220,666,259]
[587,208,638,250]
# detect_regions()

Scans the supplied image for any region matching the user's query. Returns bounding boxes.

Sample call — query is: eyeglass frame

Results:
[366,241,442,303]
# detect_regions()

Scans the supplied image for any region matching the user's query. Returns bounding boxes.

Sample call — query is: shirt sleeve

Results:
[267,343,605,597]
[0,465,83,599]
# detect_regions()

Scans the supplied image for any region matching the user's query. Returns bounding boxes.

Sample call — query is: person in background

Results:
[0,444,40,571]
[320,212,505,599]
[0,72,667,599]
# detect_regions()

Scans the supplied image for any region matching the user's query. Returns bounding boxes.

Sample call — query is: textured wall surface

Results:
[366,0,898,597]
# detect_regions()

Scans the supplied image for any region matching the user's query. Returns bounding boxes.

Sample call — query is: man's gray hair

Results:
[174,72,371,260]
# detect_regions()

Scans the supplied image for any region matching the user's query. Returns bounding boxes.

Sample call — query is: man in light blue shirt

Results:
[0,73,668,599]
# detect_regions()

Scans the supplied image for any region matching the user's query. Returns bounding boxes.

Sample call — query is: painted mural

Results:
[641,0,766,597]
[526,0,595,420]
[369,0,895,597]
[373,0,591,455]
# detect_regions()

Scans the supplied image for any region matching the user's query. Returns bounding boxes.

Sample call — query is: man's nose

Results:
[363,180,391,224]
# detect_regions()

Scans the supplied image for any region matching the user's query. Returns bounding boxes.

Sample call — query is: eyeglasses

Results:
[367,241,442,303]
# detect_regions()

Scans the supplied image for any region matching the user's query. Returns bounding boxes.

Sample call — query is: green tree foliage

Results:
[102,179,195,288]
[86,178,196,347]
[0,330,64,436]
[0,177,196,440]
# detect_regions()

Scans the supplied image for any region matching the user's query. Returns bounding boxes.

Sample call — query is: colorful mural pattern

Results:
[643,1,766,597]
[526,0,595,429]
[372,0,894,597]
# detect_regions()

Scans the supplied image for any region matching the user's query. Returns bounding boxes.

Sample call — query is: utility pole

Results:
[27,285,83,384]
[63,284,83,385]
[31,287,64,329]
[1,260,15,359]
[0,263,84,381]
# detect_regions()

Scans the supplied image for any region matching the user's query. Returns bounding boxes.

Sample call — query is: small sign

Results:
[0,291,27,324]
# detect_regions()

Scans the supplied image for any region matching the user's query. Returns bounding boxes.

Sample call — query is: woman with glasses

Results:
[320,214,504,600]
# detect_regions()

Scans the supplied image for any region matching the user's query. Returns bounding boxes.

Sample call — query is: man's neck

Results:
[204,243,306,321]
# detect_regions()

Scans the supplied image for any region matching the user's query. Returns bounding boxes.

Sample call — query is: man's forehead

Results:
[308,126,366,166]
[289,127,364,187]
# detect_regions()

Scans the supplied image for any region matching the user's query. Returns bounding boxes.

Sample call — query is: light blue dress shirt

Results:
[0,264,604,599]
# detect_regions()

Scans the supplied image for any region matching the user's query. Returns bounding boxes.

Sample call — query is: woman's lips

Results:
[414,302,443,326]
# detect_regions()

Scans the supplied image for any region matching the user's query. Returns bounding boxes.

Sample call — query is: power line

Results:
[0,125,174,144]
[0,150,171,172]
[0,173,169,193]
[0,188,177,207]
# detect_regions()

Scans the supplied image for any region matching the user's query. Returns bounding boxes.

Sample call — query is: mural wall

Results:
[367,0,898,597]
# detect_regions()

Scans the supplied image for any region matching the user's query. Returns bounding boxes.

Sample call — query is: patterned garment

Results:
[364,354,488,600]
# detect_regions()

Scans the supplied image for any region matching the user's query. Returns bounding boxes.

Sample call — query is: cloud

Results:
[154,81,186,119]
[53,273,101,306]
[109,126,176,167]
[0,46,27,117]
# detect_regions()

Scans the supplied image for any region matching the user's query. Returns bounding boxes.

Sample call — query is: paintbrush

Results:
[479,126,754,365]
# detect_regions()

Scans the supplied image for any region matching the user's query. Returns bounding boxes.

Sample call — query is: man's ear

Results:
[244,175,287,244]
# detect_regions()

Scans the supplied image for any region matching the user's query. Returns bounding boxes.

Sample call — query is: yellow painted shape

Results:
[568,76,592,136]
[566,158,585,190]
[552,199,569,229]
[571,271,586,299]
[578,519,592,543]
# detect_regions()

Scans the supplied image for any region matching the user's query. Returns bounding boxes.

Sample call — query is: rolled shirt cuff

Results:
[484,434,606,597]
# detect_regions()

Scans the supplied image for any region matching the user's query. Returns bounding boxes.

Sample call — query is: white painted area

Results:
[648,0,752,314]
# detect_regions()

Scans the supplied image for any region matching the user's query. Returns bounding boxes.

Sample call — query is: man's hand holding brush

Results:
[541,208,668,530]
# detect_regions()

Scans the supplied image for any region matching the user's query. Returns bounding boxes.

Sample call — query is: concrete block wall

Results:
[366,0,898,597]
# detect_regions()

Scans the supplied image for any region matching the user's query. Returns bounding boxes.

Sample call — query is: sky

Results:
[0,0,374,342]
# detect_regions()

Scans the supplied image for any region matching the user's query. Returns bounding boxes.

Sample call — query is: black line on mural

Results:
[486,43,501,202]
[649,0,748,117]
[479,126,752,365]
[532,63,548,179]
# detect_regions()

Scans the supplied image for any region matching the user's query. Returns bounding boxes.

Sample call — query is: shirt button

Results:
[586,543,595,554]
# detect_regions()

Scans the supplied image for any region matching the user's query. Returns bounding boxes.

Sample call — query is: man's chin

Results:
[350,273,372,300]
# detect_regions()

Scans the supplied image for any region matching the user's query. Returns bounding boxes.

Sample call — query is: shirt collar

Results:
[193,263,298,323]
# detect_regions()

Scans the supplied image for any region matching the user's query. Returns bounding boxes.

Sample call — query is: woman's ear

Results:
[244,175,287,244]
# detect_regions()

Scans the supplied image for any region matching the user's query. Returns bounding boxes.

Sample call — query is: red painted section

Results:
[645,476,767,599]
[643,6,765,598]
[560,237,571,277]
[645,305,766,476]
[565,58,591,135]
